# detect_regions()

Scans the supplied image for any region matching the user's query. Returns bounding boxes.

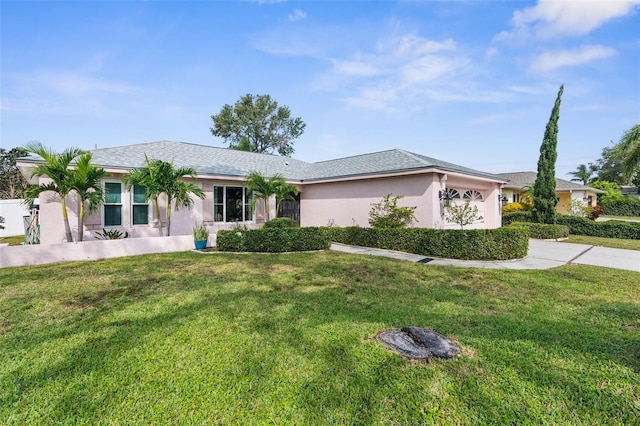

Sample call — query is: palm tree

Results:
[122,157,204,236]
[245,171,286,221]
[619,124,640,184]
[568,163,597,185]
[22,142,84,242]
[68,152,108,242]
[164,164,205,236]
[122,156,164,236]
[275,182,299,216]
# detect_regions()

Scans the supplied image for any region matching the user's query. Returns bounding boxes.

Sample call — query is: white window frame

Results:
[213,185,253,223]
[103,180,123,227]
[130,184,150,226]
[463,190,484,201]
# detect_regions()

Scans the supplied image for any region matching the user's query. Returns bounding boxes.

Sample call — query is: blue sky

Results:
[2,0,639,178]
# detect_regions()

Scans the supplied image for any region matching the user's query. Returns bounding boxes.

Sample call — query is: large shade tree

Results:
[22,142,85,242]
[0,147,31,199]
[210,94,306,156]
[532,85,563,224]
[588,126,640,187]
[618,124,640,184]
[123,157,205,236]
[67,152,108,242]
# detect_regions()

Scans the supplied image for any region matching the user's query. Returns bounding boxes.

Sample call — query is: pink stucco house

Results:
[19,140,508,244]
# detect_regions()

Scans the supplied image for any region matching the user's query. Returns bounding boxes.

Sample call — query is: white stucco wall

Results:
[0,199,31,237]
[0,235,198,268]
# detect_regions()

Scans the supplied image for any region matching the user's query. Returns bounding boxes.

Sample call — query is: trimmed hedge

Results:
[217,226,529,260]
[556,216,640,240]
[262,218,300,229]
[601,198,640,217]
[502,211,533,225]
[509,222,569,240]
[323,226,529,260]
[502,211,640,239]
[216,227,330,253]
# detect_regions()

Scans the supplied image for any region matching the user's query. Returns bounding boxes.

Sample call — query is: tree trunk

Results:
[77,196,84,242]
[166,198,172,236]
[61,197,73,242]
[153,198,163,236]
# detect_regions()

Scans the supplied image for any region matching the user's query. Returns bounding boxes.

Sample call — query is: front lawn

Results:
[0,235,24,246]
[600,215,640,222]
[1,252,638,424]
[561,235,640,251]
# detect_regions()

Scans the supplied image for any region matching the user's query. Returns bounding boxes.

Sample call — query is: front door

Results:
[278,193,300,224]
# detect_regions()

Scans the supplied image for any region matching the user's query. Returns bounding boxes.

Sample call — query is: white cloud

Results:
[321,34,474,111]
[392,35,456,57]
[1,70,144,116]
[467,113,513,126]
[288,9,307,23]
[485,47,499,59]
[530,45,616,71]
[332,58,380,77]
[498,0,640,40]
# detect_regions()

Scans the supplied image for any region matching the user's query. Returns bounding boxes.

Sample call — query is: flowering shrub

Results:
[502,202,529,213]
[588,205,603,221]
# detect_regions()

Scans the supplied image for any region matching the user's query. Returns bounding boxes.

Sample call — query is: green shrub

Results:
[324,226,528,260]
[501,202,529,213]
[601,197,640,217]
[215,229,245,251]
[217,228,330,252]
[556,215,640,239]
[262,217,300,229]
[502,211,533,225]
[193,223,209,241]
[369,194,417,228]
[509,222,569,240]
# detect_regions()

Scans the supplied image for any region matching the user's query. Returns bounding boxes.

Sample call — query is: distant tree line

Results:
[568,124,640,189]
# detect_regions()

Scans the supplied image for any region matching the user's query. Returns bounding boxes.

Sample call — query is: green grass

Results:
[562,235,640,251]
[600,215,640,222]
[0,235,24,246]
[1,252,639,425]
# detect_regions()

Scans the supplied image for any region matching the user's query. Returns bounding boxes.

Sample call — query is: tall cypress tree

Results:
[532,85,564,224]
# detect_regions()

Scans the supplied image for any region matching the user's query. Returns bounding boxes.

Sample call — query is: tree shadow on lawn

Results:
[2,252,639,423]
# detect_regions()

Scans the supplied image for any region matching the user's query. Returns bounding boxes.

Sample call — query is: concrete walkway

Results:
[330,240,640,272]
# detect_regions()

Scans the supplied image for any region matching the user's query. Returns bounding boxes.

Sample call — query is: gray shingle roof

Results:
[20,140,506,183]
[496,172,604,193]
[86,140,312,180]
[303,149,505,181]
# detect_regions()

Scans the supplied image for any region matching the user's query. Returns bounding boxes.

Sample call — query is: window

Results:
[132,184,149,225]
[440,188,460,201]
[104,182,122,227]
[214,186,253,222]
[463,190,483,201]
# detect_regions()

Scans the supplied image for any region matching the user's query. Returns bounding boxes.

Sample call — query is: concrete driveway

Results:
[331,239,640,272]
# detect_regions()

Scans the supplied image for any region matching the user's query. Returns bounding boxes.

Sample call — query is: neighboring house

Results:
[621,185,640,200]
[496,172,604,215]
[18,140,508,244]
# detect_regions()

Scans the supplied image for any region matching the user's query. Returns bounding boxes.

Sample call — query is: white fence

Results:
[0,199,30,237]
[0,234,212,268]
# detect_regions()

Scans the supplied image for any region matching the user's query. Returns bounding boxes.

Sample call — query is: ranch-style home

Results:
[497,172,604,215]
[19,140,509,244]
